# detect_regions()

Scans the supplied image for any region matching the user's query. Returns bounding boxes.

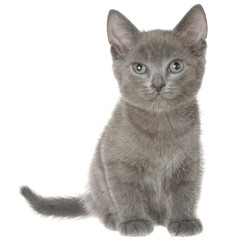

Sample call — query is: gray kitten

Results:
[21,4,207,237]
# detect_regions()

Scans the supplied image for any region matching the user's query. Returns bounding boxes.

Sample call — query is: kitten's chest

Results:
[140,130,185,163]
[136,128,195,187]
[139,134,184,196]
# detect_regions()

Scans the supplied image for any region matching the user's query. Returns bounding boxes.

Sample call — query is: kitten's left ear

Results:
[173,4,208,55]
[107,10,139,59]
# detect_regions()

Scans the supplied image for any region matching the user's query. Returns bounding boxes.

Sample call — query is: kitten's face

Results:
[113,31,206,111]
[108,5,207,112]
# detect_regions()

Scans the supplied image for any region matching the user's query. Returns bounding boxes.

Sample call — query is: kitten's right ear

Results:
[107,10,139,59]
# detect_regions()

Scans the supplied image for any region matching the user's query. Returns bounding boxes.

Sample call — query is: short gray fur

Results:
[21,4,207,237]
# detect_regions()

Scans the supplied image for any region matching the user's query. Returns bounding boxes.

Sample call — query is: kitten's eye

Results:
[133,63,148,74]
[168,60,184,73]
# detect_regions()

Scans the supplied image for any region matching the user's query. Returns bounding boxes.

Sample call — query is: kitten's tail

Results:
[20,186,90,218]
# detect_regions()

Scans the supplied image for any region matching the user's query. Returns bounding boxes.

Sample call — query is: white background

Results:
[1,0,240,239]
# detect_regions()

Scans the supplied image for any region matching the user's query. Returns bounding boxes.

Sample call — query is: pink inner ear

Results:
[108,15,122,46]
[107,13,137,54]
[174,5,208,48]
[109,25,132,49]
[189,13,207,43]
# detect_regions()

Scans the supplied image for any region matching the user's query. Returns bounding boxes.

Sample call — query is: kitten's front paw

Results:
[119,220,153,237]
[167,219,202,237]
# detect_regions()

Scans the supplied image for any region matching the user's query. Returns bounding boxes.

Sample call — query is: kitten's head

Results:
[107,5,207,112]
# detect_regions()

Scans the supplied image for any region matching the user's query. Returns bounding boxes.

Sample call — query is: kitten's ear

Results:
[173,5,208,55]
[107,10,139,59]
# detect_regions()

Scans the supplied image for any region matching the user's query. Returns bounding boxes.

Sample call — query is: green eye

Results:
[133,63,148,74]
[168,60,184,73]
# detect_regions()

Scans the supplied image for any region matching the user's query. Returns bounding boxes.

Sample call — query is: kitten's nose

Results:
[152,83,166,93]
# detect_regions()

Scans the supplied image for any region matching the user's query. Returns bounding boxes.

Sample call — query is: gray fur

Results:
[21,5,207,237]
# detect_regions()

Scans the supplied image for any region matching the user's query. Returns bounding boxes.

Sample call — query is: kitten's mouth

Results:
[154,94,163,101]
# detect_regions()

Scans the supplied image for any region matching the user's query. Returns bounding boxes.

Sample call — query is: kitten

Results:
[21,4,207,237]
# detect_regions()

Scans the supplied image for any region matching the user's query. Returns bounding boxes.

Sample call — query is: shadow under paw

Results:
[167,219,203,237]
[119,219,154,237]
[157,210,167,226]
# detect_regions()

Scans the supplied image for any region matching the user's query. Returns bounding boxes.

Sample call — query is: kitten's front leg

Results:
[167,178,203,237]
[105,161,153,237]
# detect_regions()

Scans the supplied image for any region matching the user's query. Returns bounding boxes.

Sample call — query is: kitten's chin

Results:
[122,95,167,113]
[122,92,186,113]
